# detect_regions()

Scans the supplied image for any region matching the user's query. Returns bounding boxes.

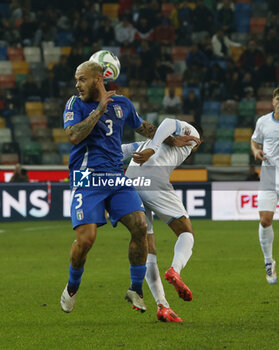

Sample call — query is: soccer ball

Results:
[89,50,121,81]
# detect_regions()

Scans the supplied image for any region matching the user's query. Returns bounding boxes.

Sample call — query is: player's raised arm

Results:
[251,140,267,161]
[65,90,115,145]
[133,118,201,165]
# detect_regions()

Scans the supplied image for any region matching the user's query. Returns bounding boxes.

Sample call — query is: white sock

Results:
[171,232,194,274]
[145,253,169,308]
[259,224,274,264]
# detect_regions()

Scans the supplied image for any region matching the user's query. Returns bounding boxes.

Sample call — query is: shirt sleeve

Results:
[124,97,143,129]
[251,118,263,144]
[148,118,177,152]
[121,142,145,161]
[63,96,83,130]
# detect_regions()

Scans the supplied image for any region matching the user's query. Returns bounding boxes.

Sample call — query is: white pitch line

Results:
[22,225,66,231]
[0,230,5,233]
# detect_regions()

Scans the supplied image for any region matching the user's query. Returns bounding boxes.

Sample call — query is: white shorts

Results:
[258,190,279,212]
[137,189,189,234]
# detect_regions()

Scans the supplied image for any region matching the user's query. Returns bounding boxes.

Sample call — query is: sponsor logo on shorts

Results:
[64,111,74,122]
[77,209,84,220]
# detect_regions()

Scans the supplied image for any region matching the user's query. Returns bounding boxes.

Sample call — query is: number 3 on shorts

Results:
[74,193,83,209]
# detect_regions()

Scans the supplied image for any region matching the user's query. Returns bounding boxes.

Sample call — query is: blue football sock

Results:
[130,264,147,295]
[67,264,84,295]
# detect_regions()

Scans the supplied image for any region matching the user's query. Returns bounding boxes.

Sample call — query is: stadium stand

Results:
[0,0,276,167]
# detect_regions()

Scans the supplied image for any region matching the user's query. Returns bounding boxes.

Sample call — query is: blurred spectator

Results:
[174,2,193,45]
[204,63,226,100]
[183,90,202,123]
[9,164,29,183]
[153,18,175,45]
[86,42,101,61]
[41,70,60,99]
[138,40,156,84]
[162,88,182,114]
[265,13,279,34]
[34,20,57,45]
[240,71,257,98]
[118,0,133,18]
[211,28,241,60]
[216,0,235,33]
[153,45,174,82]
[97,17,115,46]
[52,55,72,84]
[68,43,85,74]
[256,55,277,87]
[186,43,209,68]
[264,29,279,57]
[242,86,256,102]
[238,40,265,72]
[199,35,214,61]
[21,74,39,100]
[192,0,214,33]
[74,19,94,46]
[225,70,242,101]
[183,63,205,87]
[136,0,161,30]
[126,53,142,84]
[1,19,21,45]
[20,12,37,45]
[115,16,135,46]
[85,3,102,32]
[57,14,70,32]
[134,17,153,42]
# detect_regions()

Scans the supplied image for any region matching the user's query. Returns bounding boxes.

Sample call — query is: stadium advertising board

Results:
[173,182,211,219]
[212,181,279,220]
[6,181,278,221]
[0,182,211,221]
[0,183,70,222]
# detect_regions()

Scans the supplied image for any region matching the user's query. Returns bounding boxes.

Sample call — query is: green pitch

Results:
[0,220,278,350]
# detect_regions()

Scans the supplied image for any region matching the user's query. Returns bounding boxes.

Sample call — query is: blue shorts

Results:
[70,174,144,229]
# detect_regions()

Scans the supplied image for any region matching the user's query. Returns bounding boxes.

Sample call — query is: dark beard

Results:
[82,86,99,102]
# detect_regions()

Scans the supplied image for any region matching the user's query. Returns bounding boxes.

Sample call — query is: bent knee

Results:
[78,237,94,251]
[135,219,148,234]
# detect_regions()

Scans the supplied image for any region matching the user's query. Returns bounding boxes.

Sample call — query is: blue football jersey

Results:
[63,94,142,172]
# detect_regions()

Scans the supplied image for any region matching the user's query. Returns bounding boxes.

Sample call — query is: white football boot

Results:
[125,289,146,312]
[60,284,77,312]
[265,260,277,284]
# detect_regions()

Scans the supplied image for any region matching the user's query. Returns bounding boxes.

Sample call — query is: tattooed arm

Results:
[65,90,115,145]
[135,120,175,146]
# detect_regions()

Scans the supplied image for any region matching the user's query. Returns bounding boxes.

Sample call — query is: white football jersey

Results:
[125,119,200,181]
[251,112,279,167]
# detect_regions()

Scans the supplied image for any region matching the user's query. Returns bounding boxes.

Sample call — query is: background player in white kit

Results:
[251,87,279,284]
[122,118,202,322]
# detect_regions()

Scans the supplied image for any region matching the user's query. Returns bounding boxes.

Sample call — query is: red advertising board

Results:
[0,170,69,182]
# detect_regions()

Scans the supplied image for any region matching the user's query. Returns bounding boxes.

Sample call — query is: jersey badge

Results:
[184,127,191,136]
[76,209,84,221]
[113,105,123,119]
[65,111,74,122]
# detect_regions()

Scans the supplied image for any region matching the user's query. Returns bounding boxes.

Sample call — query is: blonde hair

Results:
[76,61,103,75]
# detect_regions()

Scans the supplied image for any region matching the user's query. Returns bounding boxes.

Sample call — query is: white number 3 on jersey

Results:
[105,119,113,136]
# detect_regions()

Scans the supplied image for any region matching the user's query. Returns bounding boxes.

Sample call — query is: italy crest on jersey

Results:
[113,105,123,118]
